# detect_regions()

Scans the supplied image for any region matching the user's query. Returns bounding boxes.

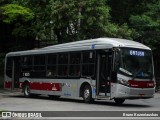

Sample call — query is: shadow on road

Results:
[9,94,151,108]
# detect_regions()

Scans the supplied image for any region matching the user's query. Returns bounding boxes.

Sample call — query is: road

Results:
[0,90,160,111]
[0,90,160,119]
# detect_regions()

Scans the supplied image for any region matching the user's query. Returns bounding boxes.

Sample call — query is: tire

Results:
[48,95,60,100]
[23,84,31,97]
[83,85,94,103]
[114,98,125,104]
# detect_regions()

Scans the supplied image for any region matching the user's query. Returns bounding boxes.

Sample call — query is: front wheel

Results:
[83,85,94,103]
[114,98,125,104]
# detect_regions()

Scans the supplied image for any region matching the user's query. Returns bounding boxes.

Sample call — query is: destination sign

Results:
[129,50,144,56]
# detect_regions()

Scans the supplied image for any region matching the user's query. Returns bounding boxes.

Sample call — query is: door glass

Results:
[98,52,112,95]
[14,57,21,88]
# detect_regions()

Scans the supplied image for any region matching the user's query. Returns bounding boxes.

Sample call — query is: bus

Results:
[4,38,155,104]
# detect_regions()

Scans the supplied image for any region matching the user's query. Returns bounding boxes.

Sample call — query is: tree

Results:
[108,0,160,51]
[10,0,53,44]
[0,4,34,37]
[51,0,136,43]
[129,0,160,50]
[1,4,34,23]
[0,0,139,45]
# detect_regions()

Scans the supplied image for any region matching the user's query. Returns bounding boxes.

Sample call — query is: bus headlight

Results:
[118,78,129,86]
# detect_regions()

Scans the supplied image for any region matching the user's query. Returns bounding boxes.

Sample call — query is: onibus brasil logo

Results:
[1,111,42,118]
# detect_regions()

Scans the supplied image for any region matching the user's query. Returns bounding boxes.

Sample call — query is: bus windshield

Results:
[118,48,153,79]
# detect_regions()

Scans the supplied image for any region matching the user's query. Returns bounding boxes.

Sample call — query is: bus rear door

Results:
[10,57,21,89]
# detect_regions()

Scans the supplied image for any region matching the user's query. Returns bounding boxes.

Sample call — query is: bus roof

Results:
[7,37,151,56]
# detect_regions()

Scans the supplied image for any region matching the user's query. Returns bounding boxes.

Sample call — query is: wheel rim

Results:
[84,88,90,99]
[25,86,30,96]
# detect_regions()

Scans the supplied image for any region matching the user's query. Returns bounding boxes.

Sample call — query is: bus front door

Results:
[97,51,112,97]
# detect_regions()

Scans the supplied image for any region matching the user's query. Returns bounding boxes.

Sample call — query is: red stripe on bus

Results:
[4,81,12,88]
[128,80,155,88]
[28,82,61,91]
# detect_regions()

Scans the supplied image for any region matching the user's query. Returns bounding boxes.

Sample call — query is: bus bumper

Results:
[113,84,155,99]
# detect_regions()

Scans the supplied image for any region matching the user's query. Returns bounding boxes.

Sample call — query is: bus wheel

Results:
[83,85,94,103]
[114,98,125,104]
[23,84,31,97]
[48,95,60,100]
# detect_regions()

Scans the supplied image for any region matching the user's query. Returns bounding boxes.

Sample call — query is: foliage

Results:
[0,0,137,44]
[1,4,34,24]
[50,0,136,43]
[108,0,160,52]
[10,0,52,42]
[51,0,110,42]
[0,3,35,37]
[0,0,159,50]
[129,1,160,50]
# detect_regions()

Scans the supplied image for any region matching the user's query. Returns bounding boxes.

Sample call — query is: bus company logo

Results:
[2,112,11,118]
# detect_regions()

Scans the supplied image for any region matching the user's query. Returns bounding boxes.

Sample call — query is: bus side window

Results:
[69,53,81,77]
[82,51,95,77]
[21,56,33,72]
[58,53,68,77]
[32,55,46,78]
[47,54,57,77]
[34,55,45,70]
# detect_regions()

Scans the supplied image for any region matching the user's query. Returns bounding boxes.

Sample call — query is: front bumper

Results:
[113,84,155,99]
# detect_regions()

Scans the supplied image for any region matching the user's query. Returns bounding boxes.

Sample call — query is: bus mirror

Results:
[112,48,121,52]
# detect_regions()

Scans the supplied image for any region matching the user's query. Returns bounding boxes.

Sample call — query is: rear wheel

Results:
[114,98,125,104]
[23,84,31,97]
[83,85,94,103]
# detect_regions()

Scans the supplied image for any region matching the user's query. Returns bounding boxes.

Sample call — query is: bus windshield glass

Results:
[118,48,153,79]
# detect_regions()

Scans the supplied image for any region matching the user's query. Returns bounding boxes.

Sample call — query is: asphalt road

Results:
[0,90,160,119]
[0,89,160,111]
